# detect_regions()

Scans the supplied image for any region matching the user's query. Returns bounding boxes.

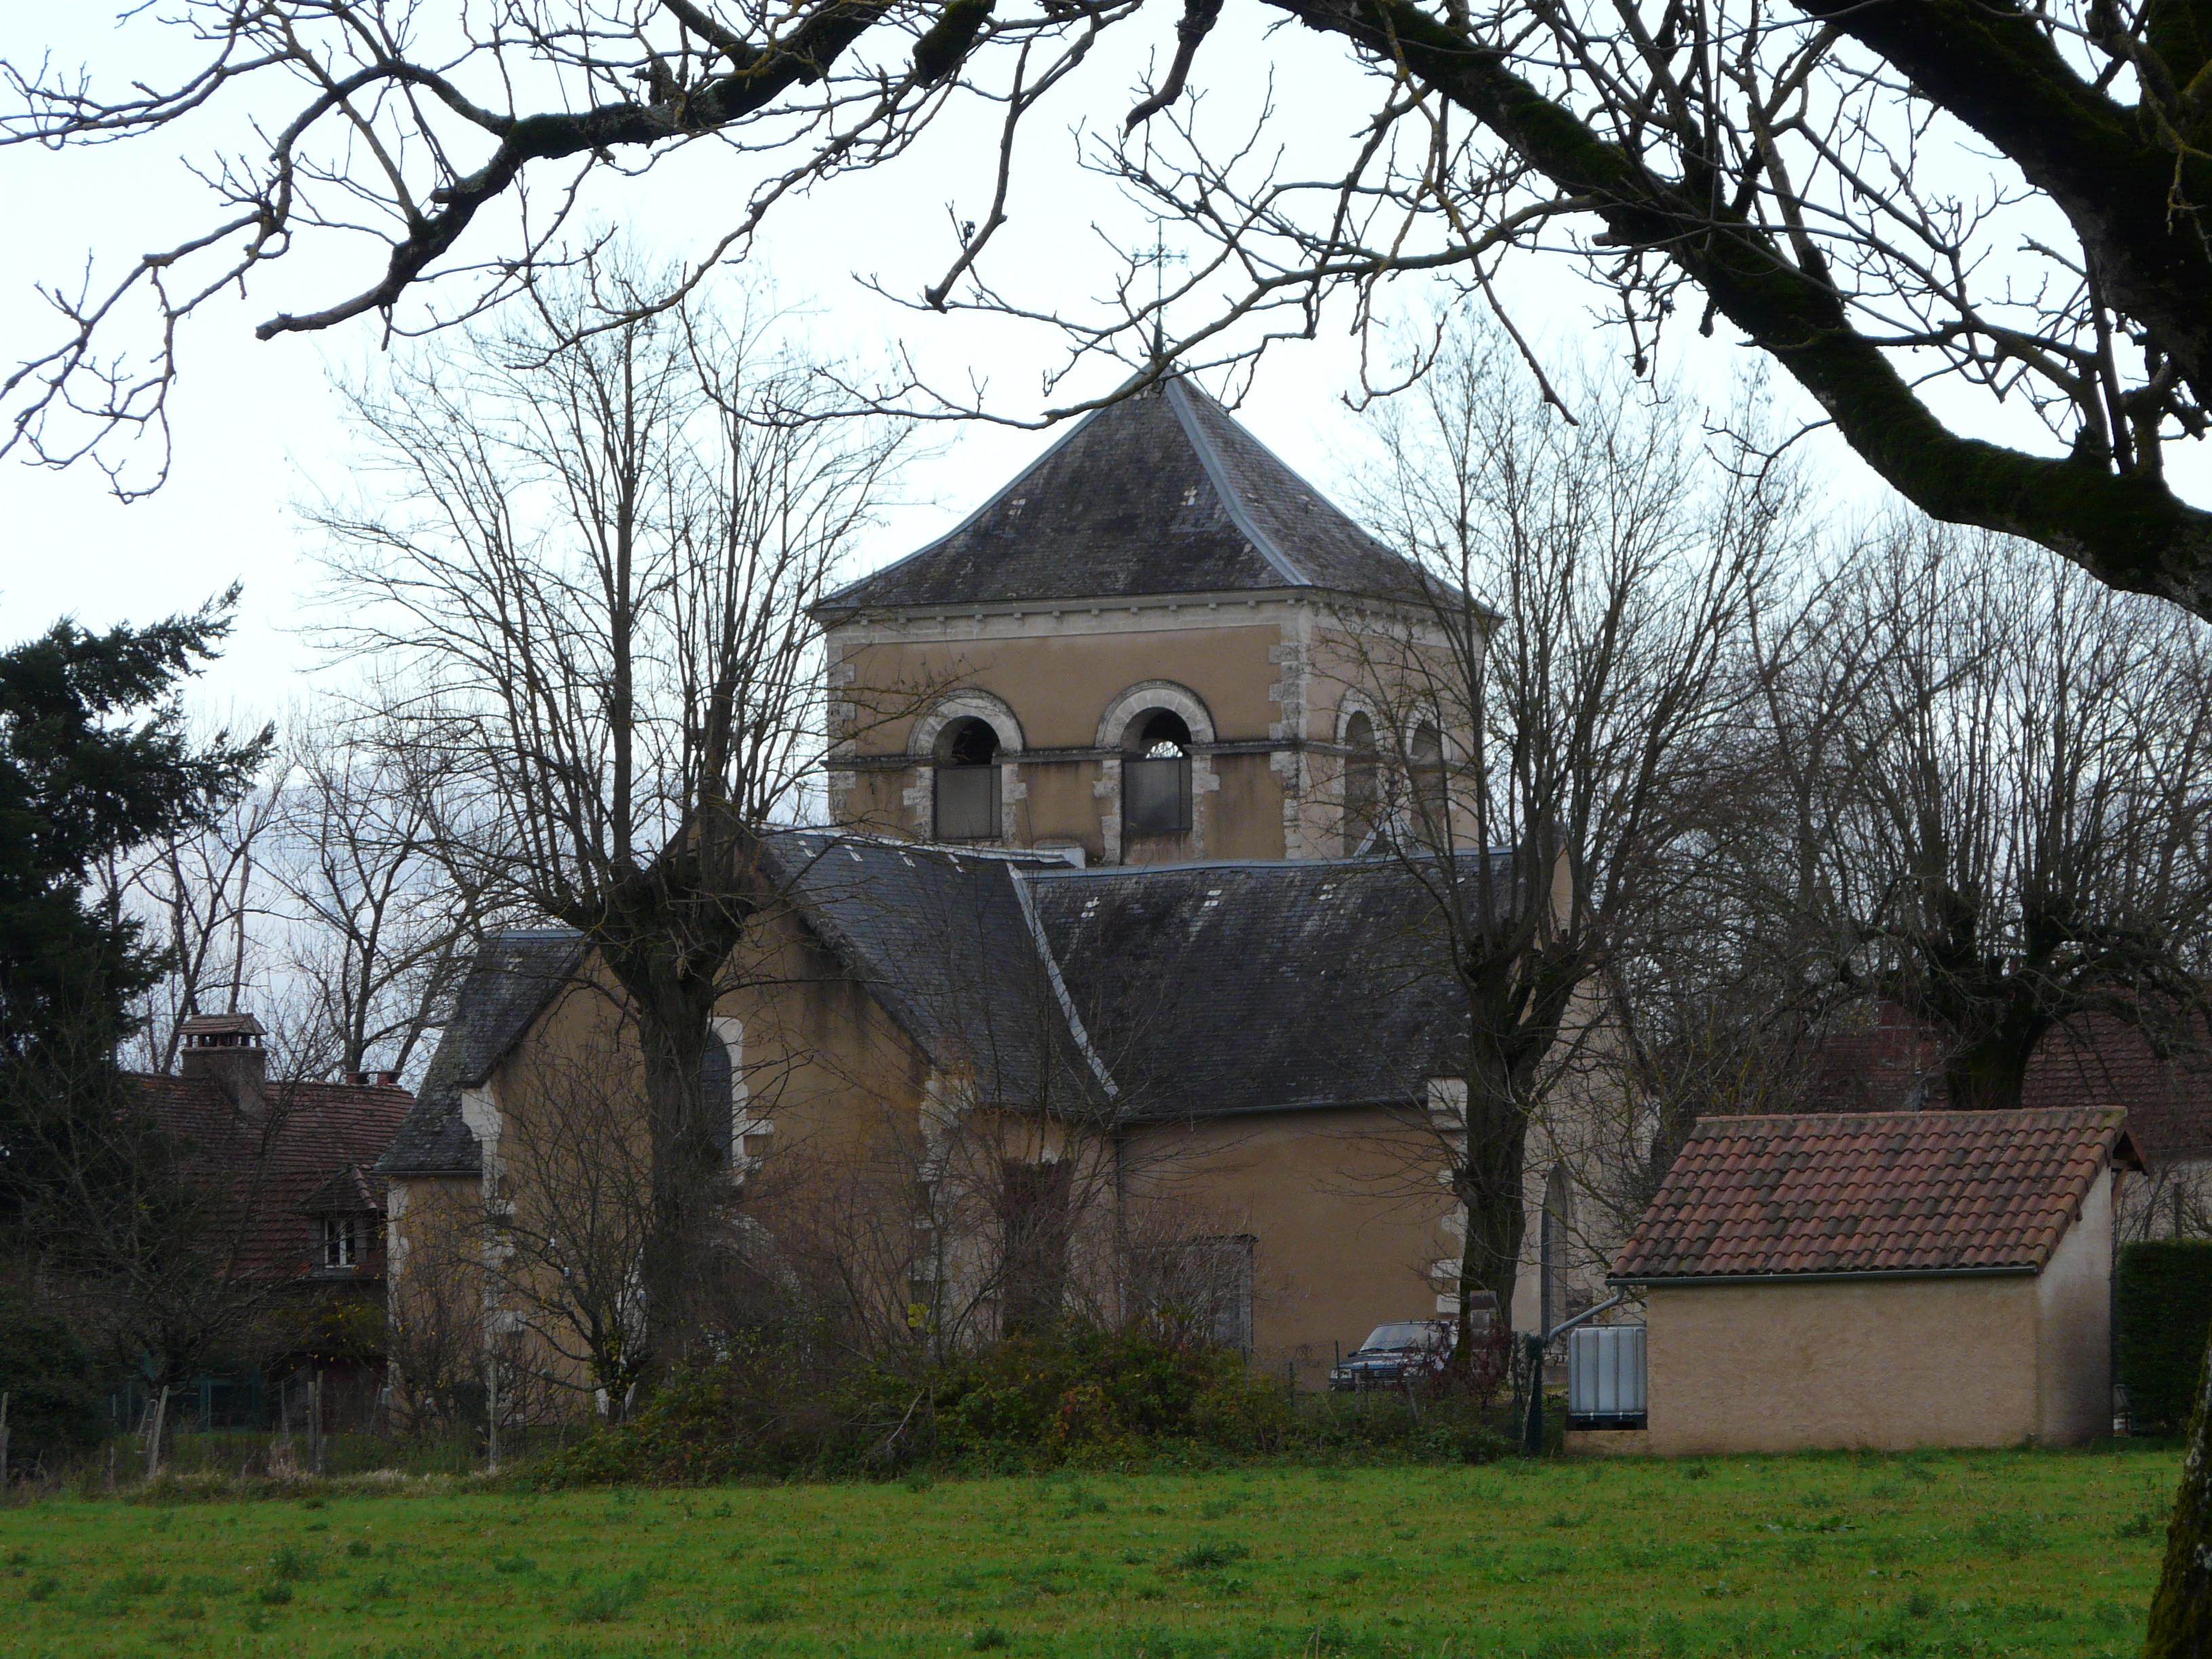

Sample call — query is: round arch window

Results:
[933,716,1002,840]
[1343,711,1378,855]
[1122,710,1193,834]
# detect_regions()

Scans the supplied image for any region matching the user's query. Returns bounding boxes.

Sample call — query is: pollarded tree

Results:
[1332,330,1789,1341]
[314,255,909,1382]
[1732,526,2212,1113]
[309,253,898,1380]
[7,0,2212,612]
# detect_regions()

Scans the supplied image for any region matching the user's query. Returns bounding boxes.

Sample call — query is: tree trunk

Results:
[1454,1055,1530,1345]
[2145,1326,2212,1656]
[625,966,724,1384]
[1940,1037,2036,1113]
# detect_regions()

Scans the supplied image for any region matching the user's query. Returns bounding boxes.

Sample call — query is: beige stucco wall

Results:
[2035,1169,2113,1444]
[1640,1188,2116,1455]
[1643,1274,2047,1454]
[1122,1107,1456,1385]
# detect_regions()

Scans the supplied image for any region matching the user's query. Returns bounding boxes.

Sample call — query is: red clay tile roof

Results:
[129,1073,412,1279]
[2020,1013,2212,1165]
[1612,1108,2137,1282]
[1803,1002,2212,1168]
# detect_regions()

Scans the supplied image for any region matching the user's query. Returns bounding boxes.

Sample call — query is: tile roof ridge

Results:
[1025,853,1401,878]
[1692,1105,2124,1126]
[773,827,1076,867]
[1163,377,1313,588]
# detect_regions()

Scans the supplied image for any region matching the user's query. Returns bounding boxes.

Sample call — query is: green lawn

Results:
[0,1444,2179,1658]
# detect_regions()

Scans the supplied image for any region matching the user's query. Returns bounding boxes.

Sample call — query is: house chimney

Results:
[177,1012,268,1116]
[374,1071,401,1088]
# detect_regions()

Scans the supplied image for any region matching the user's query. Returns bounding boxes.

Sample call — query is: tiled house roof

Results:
[817,380,1441,612]
[131,1072,413,1279]
[1804,1001,2212,1168]
[1612,1108,2139,1283]
[2020,1013,2212,1164]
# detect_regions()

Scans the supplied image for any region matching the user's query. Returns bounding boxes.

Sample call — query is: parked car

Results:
[1328,1319,1453,1391]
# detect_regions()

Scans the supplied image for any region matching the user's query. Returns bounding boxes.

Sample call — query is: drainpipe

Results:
[1521,1289,1637,1457]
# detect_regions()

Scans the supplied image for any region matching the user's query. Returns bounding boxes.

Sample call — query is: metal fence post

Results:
[1521,1333,1544,1456]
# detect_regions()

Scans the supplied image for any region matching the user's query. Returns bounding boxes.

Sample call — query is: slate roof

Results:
[382,838,1484,1160]
[377,929,583,1178]
[1612,1108,2139,1283]
[762,834,1109,1111]
[131,1071,413,1278]
[1025,858,1469,1118]
[818,380,1437,612]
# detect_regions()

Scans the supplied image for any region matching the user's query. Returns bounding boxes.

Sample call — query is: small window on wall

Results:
[1343,711,1378,855]
[701,1034,735,1163]
[933,717,1001,840]
[323,1216,362,1269]
[1123,710,1193,835]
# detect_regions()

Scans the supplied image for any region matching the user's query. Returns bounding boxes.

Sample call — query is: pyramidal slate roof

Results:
[819,379,1433,612]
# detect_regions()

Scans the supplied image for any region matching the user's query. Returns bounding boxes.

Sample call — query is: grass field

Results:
[0,1443,2181,1659]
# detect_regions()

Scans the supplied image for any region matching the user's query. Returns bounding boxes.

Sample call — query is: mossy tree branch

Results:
[1265,0,2212,616]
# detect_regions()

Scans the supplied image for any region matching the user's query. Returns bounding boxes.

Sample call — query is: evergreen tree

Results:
[0,589,271,1061]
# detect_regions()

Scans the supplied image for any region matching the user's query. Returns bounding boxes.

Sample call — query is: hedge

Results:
[524,1326,1517,1488]
[2118,1239,2212,1433]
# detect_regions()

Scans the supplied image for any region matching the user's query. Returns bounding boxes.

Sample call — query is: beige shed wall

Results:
[2034,1169,2112,1445]
[1642,1273,2047,1454]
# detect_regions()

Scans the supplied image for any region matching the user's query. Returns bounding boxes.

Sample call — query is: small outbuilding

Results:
[1598,1108,2140,1456]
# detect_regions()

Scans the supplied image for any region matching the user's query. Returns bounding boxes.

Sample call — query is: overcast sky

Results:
[5,4,2206,726]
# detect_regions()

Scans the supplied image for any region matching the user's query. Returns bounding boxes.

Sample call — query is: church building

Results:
[377,381,1597,1410]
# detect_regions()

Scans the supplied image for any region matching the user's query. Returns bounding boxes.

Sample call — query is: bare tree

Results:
[266,712,497,1080]
[314,253,909,1382]
[7,2,2212,613]
[1722,524,2212,1112]
[106,764,285,1076]
[1334,330,1788,1342]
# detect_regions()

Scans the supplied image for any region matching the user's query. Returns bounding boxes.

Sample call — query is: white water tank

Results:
[1567,1324,1647,1427]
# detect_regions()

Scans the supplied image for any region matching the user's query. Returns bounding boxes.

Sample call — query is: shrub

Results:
[524,1322,1523,1489]
[2118,1240,2212,1432]
[0,1289,104,1467]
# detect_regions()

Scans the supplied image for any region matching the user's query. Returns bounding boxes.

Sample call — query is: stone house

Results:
[127,1012,413,1427]
[1595,1107,2140,1454]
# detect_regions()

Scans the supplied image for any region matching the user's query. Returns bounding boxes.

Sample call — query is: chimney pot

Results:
[176,1011,268,1115]
[375,1071,401,1088]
